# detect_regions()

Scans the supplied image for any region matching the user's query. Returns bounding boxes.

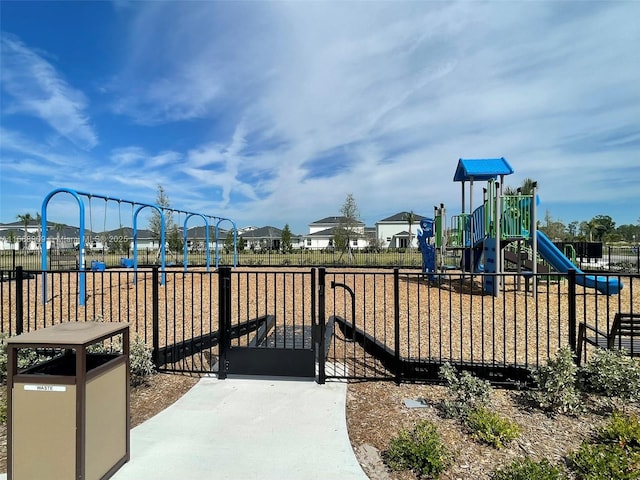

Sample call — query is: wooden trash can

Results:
[7,322,130,480]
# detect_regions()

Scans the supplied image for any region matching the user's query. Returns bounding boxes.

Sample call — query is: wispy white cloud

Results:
[0,34,98,150]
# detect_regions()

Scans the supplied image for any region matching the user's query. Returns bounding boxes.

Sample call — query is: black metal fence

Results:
[3,245,638,271]
[1,266,638,385]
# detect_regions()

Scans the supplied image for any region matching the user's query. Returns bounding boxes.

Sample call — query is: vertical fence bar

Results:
[151,267,160,368]
[15,266,24,335]
[567,269,577,353]
[393,268,401,385]
[317,268,326,384]
[218,267,231,379]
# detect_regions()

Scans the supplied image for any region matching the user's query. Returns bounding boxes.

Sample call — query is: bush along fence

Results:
[0,266,637,385]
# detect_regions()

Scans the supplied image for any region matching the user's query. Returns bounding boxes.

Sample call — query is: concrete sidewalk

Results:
[111,376,368,480]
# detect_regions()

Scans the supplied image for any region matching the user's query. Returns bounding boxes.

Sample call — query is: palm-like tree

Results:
[519,178,536,195]
[16,213,33,250]
[7,231,16,250]
[404,211,416,249]
[35,212,42,251]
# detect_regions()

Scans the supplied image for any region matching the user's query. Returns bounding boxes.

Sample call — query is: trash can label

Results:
[24,384,67,392]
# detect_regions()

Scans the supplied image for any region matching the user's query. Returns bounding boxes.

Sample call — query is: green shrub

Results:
[0,394,6,424]
[530,346,582,416]
[0,334,7,385]
[86,317,154,386]
[597,411,640,452]
[439,363,492,419]
[569,412,640,480]
[491,457,568,480]
[1,328,153,388]
[465,406,521,449]
[382,420,452,478]
[570,442,640,480]
[0,333,54,385]
[129,336,155,386]
[581,349,640,403]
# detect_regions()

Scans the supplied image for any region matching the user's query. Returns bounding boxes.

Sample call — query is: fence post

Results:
[567,269,577,354]
[151,267,160,368]
[393,268,401,385]
[12,250,16,271]
[218,267,232,380]
[15,266,24,335]
[317,268,326,385]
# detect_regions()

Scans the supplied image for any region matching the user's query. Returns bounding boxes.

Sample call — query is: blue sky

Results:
[1,1,639,235]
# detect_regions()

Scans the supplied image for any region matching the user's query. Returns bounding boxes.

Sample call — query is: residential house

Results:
[305,216,368,250]
[376,212,428,249]
[185,225,226,252]
[239,226,304,251]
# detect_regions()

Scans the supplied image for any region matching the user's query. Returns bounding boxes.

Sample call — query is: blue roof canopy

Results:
[453,157,514,182]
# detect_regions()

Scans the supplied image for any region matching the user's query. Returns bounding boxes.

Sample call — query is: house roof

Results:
[453,157,514,182]
[185,226,225,239]
[239,226,282,239]
[104,227,156,239]
[377,212,428,223]
[310,216,364,226]
[308,227,338,237]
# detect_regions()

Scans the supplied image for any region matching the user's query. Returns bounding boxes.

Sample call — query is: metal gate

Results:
[218,268,319,378]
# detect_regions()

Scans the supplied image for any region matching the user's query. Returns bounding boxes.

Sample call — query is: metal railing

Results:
[2,245,638,272]
[1,266,637,384]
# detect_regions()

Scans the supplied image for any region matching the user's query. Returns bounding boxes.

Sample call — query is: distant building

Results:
[239,226,303,251]
[305,216,368,250]
[375,212,428,249]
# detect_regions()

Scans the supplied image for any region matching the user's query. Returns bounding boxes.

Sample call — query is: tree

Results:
[503,178,536,196]
[16,212,33,250]
[281,224,293,253]
[590,215,615,241]
[7,231,16,250]
[567,221,579,239]
[224,230,243,253]
[167,224,183,253]
[149,185,174,242]
[538,210,566,241]
[334,194,361,263]
[35,212,42,251]
[52,223,64,253]
[615,223,640,243]
[404,211,417,249]
[519,178,536,195]
[579,221,590,240]
[224,231,233,253]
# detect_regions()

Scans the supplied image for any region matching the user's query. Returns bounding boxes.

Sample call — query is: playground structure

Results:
[418,158,622,296]
[40,187,238,305]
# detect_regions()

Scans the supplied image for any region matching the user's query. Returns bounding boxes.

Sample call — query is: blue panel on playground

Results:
[453,157,514,182]
[91,260,106,271]
[420,218,434,237]
[120,258,134,268]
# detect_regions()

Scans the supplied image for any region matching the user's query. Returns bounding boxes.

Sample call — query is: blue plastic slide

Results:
[535,231,621,295]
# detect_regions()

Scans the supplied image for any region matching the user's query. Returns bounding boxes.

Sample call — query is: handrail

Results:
[501,195,532,241]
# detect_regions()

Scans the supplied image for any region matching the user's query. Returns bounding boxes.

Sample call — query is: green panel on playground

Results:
[416,158,622,296]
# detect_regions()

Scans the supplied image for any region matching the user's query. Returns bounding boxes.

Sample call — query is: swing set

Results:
[41,187,238,306]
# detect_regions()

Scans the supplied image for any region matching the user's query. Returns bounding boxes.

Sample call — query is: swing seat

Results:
[91,260,106,271]
[120,258,134,268]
